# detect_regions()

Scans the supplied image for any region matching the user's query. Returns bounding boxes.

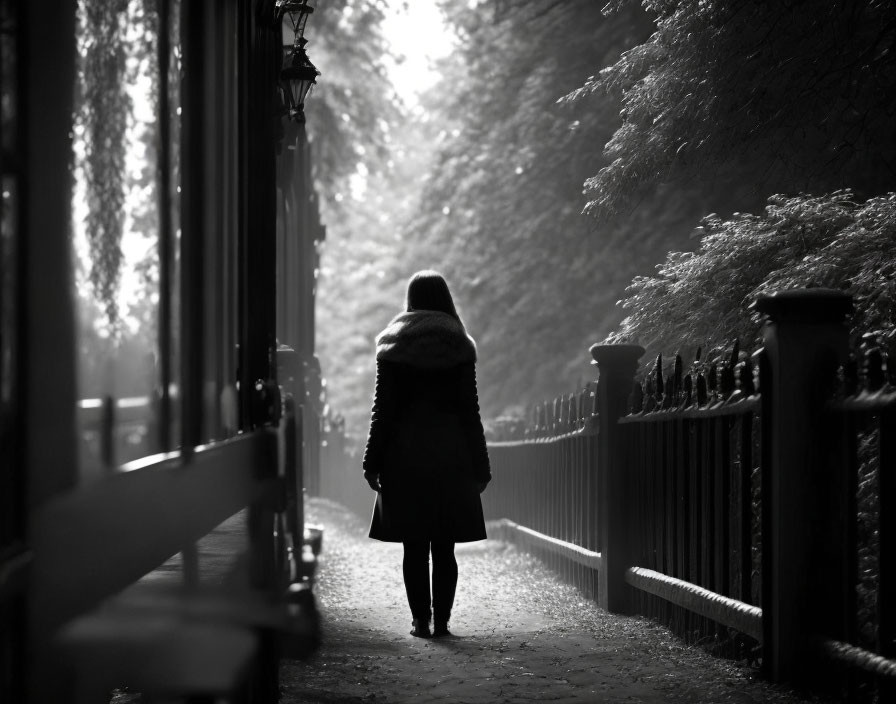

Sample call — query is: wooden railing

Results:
[39,391,319,701]
[484,289,895,699]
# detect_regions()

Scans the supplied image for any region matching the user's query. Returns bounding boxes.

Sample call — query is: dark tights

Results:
[402,540,457,622]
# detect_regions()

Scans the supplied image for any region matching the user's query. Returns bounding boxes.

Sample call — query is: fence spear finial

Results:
[696,371,708,406]
[673,353,683,400]
[729,339,740,369]
[720,356,736,399]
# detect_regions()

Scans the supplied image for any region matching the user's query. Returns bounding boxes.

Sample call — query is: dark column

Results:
[180,0,206,453]
[23,0,78,507]
[23,4,77,700]
[155,0,173,453]
[753,288,851,682]
[591,343,644,613]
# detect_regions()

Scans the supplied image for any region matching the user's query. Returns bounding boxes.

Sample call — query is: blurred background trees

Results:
[318,0,896,441]
[74,0,896,443]
[318,0,726,435]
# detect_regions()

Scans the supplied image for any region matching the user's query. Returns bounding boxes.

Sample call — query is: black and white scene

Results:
[3,0,895,702]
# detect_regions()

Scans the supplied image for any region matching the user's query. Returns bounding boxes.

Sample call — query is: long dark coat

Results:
[362,310,491,543]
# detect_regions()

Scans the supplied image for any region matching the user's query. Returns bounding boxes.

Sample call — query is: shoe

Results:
[433,619,451,637]
[410,618,432,638]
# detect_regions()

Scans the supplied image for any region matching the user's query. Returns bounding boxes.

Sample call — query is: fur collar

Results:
[376,310,477,369]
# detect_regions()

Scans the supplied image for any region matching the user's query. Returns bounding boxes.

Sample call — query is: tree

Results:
[321,0,894,435]
[305,0,421,439]
[74,0,162,399]
[76,0,134,329]
[576,0,896,217]
[317,0,749,433]
[393,0,694,419]
[304,0,402,214]
[607,190,896,366]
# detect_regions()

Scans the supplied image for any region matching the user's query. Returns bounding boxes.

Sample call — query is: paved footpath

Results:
[281,499,832,704]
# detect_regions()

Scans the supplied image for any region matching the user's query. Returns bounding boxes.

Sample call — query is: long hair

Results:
[405,270,461,322]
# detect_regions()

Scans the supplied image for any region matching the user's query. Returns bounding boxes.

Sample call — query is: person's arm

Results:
[459,362,491,488]
[362,360,397,490]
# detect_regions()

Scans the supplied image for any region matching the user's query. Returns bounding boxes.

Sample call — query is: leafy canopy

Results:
[608,191,896,364]
[305,0,402,213]
[573,0,896,216]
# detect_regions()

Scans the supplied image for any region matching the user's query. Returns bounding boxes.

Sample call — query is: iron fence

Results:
[821,348,896,702]
[484,391,601,597]
[318,413,371,521]
[483,289,895,700]
[620,349,762,649]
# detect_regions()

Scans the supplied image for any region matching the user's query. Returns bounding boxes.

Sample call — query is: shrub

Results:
[607,190,896,365]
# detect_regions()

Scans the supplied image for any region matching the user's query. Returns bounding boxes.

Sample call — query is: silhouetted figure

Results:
[363,270,491,638]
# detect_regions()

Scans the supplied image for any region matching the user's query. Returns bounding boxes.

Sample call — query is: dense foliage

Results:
[304,0,401,214]
[317,1,777,437]
[317,0,896,442]
[577,0,896,216]
[307,0,418,437]
[316,1,652,435]
[314,115,429,435]
[384,3,712,421]
[77,0,132,328]
[607,191,896,365]
[74,0,164,399]
[398,2,646,410]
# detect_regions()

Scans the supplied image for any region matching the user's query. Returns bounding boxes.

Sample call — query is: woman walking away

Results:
[362,270,491,638]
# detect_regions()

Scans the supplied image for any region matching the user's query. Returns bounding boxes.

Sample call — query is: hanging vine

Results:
[77,0,131,329]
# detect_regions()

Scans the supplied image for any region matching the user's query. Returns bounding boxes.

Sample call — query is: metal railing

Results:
[77,394,168,471]
[821,350,896,701]
[620,349,762,649]
[483,289,895,699]
[317,411,370,520]
[484,392,601,597]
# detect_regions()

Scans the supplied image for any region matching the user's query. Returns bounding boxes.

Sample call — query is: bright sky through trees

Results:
[346,2,454,200]
[379,2,455,109]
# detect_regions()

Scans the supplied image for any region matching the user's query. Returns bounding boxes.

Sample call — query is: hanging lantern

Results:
[281,38,319,122]
[277,0,319,123]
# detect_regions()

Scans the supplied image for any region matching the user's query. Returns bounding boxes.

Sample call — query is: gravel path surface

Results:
[280,499,831,704]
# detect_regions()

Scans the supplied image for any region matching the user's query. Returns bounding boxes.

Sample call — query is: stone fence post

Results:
[591,343,645,613]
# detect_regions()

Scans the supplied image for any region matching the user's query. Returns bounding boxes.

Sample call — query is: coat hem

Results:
[367,534,488,543]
